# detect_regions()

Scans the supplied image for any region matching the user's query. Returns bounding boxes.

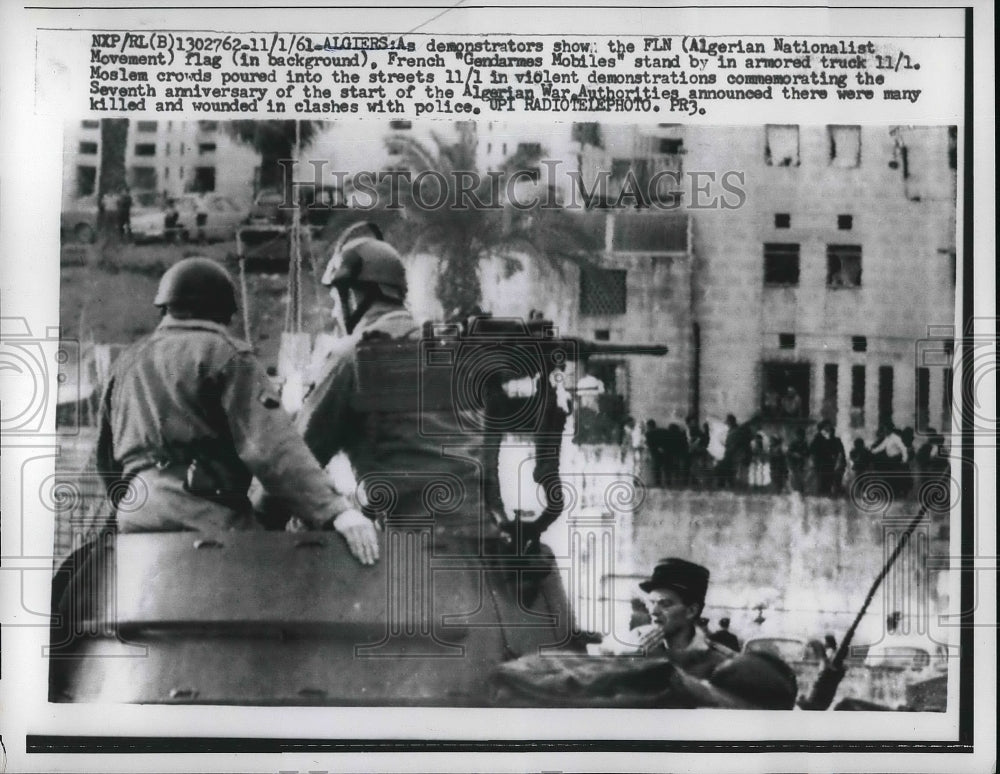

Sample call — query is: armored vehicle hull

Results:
[50,526,575,705]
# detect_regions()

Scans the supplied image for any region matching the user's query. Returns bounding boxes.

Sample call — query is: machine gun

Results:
[354,311,668,550]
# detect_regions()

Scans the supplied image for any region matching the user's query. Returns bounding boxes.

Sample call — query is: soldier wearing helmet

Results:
[93,256,378,564]
[297,225,498,538]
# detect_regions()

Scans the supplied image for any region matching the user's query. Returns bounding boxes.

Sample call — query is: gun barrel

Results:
[573,341,669,358]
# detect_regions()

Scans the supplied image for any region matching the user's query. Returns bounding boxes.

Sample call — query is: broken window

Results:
[828,125,861,168]
[134,143,156,157]
[78,141,97,155]
[827,244,863,288]
[579,267,627,316]
[765,124,800,167]
[763,242,800,285]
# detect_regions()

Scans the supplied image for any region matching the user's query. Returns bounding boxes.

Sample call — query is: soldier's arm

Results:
[220,351,378,564]
[94,376,123,495]
[219,351,353,526]
[295,345,355,468]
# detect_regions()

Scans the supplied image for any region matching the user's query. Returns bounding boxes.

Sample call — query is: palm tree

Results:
[226,120,326,193]
[377,122,603,318]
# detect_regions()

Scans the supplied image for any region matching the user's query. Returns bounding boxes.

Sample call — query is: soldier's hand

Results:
[333,509,380,565]
[638,624,666,654]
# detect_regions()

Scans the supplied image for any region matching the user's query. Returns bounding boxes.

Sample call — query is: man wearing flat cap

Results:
[626,557,736,679]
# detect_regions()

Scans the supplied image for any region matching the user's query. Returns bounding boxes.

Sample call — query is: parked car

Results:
[60,195,99,243]
[247,188,287,225]
[129,201,167,242]
[174,193,248,242]
[863,635,950,674]
[247,185,344,229]
[743,636,827,665]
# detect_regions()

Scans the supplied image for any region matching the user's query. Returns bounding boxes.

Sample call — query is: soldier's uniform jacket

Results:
[96,315,350,532]
[296,302,488,530]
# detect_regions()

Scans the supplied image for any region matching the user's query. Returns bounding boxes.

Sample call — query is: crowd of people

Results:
[623,414,949,498]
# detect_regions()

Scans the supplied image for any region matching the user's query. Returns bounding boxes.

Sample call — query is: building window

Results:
[134,143,156,157]
[193,166,216,192]
[878,365,894,429]
[916,366,930,432]
[78,141,98,155]
[487,142,492,154]
[517,142,542,157]
[80,119,99,129]
[822,363,838,424]
[594,329,611,341]
[948,126,957,170]
[827,244,862,288]
[658,137,683,154]
[778,333,796,349]
[389,119,412,130]
[129,166,157,190]
[765,124,799,167]
[761,363,810,418]
[774,213,791,229]
[75,165,96,196]
[852,336,867,352]
[163,167,169,181]
[828,125,861,168]
[850,365,866,427]
[136,120,158,133]
[198,120,219,132]
[763,243,800,285]
[165,143,170,156]
[837,214,853,230]
[579,268,627,316]
[198,142,217,155]
[942,367,953,431]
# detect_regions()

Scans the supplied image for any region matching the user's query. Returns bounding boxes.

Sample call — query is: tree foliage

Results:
[226,120,327,192]
[376,122,603,317]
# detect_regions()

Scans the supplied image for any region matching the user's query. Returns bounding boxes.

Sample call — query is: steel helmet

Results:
[154,257,238,318]
[321,222,406,302]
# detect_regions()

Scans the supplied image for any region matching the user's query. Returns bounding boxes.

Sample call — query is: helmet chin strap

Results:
[339,285,378,334]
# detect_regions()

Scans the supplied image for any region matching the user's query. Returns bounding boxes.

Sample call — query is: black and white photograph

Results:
[0,3,994,773]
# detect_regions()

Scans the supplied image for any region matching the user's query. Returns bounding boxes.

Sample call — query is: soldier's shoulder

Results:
[181,322,254,356]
